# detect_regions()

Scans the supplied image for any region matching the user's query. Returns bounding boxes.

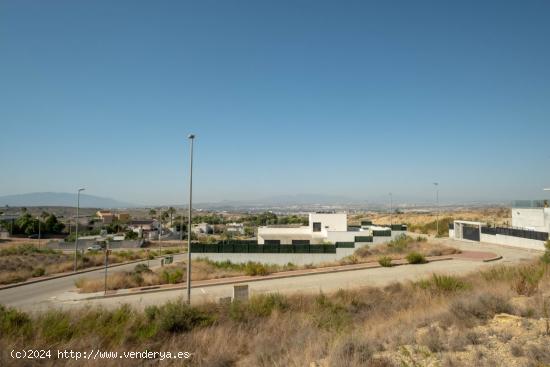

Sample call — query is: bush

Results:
[244,262,269,276]
[157,302,214,333]
[417,274,470,293]
[513,266,544,296]
[406,252,427,264]
[248,293,289,317]
[449,293,512,325]
[32,267,46,277]
[0,305,31,337]
[378,256,392,267]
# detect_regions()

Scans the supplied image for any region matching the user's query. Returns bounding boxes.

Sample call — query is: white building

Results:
[449,200,549,251]
[226,222,245,235]
[258,212,395,245]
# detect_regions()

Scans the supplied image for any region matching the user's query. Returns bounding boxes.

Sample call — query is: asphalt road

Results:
[0,253,187,310]
[0,240,541,312]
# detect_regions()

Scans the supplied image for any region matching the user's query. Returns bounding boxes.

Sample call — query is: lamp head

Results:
[188,134,195,140]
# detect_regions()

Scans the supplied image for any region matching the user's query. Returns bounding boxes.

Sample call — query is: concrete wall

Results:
[511,208,550,232]
[480,233,545,251]
[449,229,455,238]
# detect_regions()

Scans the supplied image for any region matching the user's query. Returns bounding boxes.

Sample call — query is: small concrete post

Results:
[232,284,249,302]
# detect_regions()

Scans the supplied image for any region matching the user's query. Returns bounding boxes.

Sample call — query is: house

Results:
[96,210,114,224]
[449,200,549,250]
[226,222,245,235]
[192,222,213,235]
[257,212,394,245]
[128,219,158,238]
[115,212,130,223]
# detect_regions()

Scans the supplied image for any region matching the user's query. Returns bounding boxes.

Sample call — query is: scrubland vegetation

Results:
[0,244,166,285]
[2,250,550,366]
[75,259,297,293]
[343,234,459,266]
[76,235,458,293]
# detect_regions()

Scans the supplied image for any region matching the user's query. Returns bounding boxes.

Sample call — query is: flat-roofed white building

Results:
[257,212,392,245]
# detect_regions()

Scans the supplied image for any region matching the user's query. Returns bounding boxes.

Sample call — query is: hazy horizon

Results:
[2,1,549,204]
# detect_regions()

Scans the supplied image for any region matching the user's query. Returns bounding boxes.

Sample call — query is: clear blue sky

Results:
[1,0,549,205]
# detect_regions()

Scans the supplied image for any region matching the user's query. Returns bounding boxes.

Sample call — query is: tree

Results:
[167,207,176,227]
[149,209,157,218]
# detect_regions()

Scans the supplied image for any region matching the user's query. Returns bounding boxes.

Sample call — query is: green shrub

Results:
[161,269,184,284]
[378,256,392,267]
[38,311,74,342]
[32,267,46,277]
[312,293,351,331]
[248,293,289,317]
[157,302,214,333]
[0,305,31,337]
[513,266,544,296]
[244,262,269,276]
[541,240,550,264]
[406,252,427,264]
[417,274,470,292]
[134,263,150,273]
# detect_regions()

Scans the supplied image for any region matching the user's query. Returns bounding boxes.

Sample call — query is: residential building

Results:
[226,222,245,235]
[449,200,549,250]
[258,212,394,245]
[96,210,114,224]
[192,222,213,235]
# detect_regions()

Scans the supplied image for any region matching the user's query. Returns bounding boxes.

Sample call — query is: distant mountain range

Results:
[0,192,136,208]
[0,192,507,210]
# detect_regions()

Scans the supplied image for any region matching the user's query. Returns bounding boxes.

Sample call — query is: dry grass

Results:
[3,259,550,366]
[0,244,155,285]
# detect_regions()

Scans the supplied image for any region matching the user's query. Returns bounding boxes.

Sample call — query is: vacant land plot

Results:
[0,244,165,285]
[2,245,549,366]
[75,235,459,293]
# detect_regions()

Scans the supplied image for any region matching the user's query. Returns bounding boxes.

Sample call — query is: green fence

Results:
[354,236,373,242]
[372,230,391,237]
[191,242,338,254]
[335,242,355,248]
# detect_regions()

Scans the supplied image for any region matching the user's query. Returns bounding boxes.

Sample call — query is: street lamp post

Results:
[37,217,41,248]
[389,193,393,226]
[433,183,439,237]
[74,188,85,272]
[186,134,195,305]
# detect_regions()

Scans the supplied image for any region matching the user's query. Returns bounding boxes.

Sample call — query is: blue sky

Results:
[1,0,549,205]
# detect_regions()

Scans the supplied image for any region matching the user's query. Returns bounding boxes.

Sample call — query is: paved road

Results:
[0,253,187,310]
[0,240,541,311]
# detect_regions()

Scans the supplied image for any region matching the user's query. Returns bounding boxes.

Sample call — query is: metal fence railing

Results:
[481,226,548,241]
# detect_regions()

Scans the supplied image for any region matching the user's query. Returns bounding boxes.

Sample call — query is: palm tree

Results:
[168,206,176,227]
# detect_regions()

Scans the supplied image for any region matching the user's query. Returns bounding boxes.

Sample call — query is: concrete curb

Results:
[76,256,456,301]
[0,253,184,291]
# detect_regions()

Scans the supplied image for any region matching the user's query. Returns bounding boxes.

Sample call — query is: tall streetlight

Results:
[74,188,85,272]
[433,182,439,237]
[389,192,393,226]
[186,134,195,305]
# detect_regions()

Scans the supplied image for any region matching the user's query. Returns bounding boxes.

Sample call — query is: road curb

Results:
[76,256,456,301]
[0,253,184,291]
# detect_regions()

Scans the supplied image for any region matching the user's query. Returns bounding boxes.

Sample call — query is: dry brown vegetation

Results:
[76,236,460,293]
[2,257,550,366]
[0,244,159,285]
[341,234,460,265]
[351,207,510,227]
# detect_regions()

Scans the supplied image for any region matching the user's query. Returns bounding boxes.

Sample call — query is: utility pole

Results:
[186,134,195,305]
[74,188,85,272]
[433,182,439,237]
[104,240,110,296]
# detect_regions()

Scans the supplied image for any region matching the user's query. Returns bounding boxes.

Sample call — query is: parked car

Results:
[87,244,102,251]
